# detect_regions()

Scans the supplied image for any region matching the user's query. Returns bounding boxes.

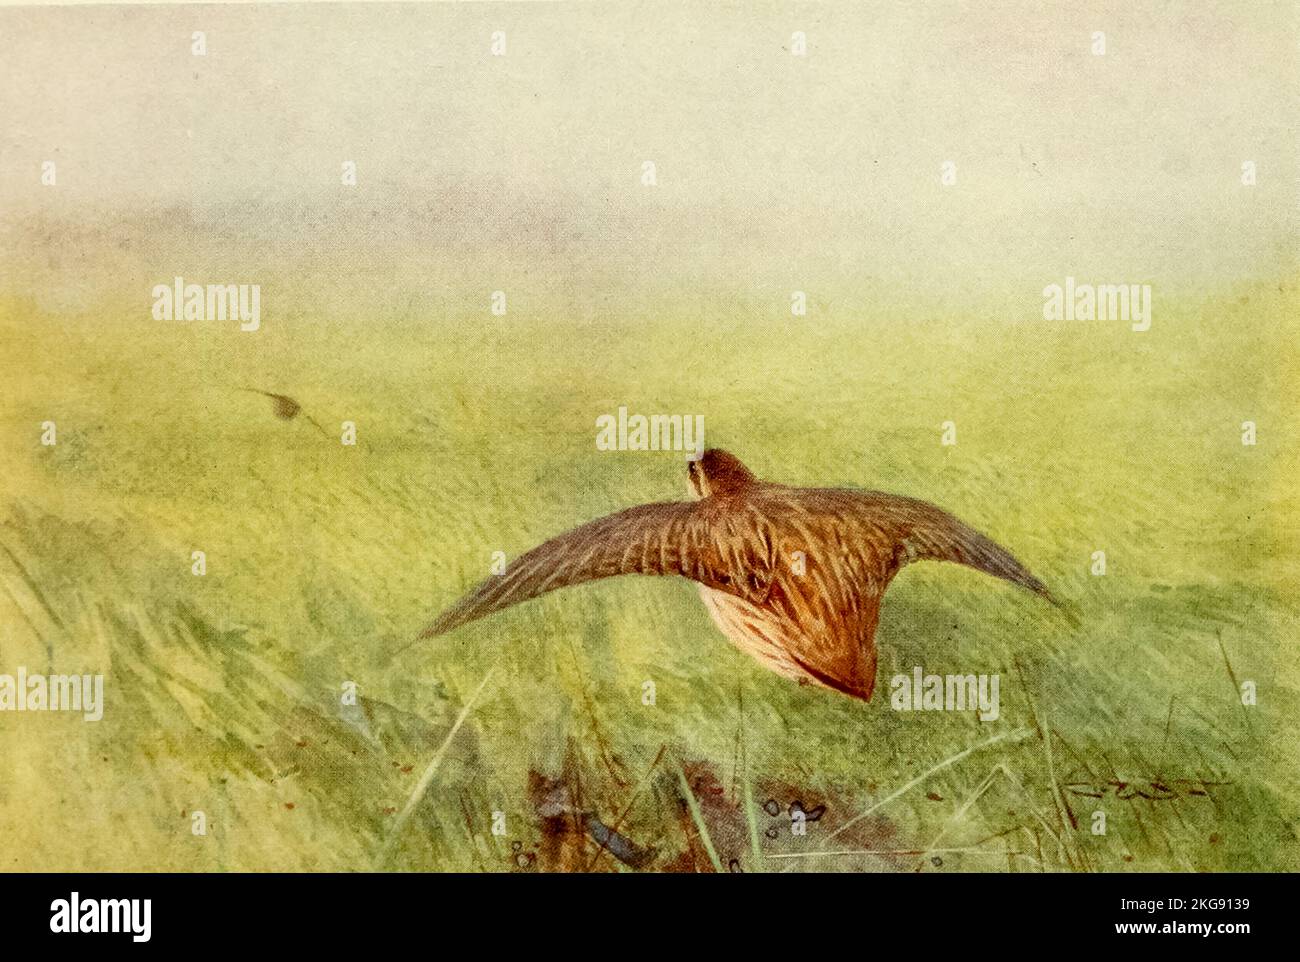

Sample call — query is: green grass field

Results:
[1,279,1296,872]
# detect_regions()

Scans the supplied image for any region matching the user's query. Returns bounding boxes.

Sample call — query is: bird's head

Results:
[687,448,756,500]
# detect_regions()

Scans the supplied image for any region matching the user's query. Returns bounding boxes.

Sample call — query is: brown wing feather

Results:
[420,499,775,638]
[748,489,899,700]
[839,489,1052,598]
[779,488,1051,594]
[739,486,1052,700]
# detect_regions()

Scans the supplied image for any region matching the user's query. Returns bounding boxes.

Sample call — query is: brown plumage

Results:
[419,449,1055,701]
[239,388,330,438]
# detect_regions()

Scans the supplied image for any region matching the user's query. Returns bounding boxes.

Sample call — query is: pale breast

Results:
[697,585,817,686]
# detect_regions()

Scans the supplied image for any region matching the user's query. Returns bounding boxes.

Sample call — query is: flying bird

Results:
[418,449,1056,701]
[239,387,330,438]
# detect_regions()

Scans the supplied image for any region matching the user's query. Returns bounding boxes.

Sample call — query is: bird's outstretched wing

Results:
[795,487,1054,600]
[742,486,1054,701]
[419,499,776,639]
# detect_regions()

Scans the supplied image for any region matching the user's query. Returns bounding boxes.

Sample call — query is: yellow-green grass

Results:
[0,280,1296,872]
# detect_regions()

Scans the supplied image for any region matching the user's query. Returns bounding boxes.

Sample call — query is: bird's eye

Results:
[688,462,697,476]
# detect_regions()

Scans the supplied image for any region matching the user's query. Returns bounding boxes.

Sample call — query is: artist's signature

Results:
[1063,776,1230,801]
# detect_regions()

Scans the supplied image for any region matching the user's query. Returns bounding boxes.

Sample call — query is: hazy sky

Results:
[2,1,1296,309]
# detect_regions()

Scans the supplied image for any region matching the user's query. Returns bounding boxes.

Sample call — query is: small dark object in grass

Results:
[789,800,826,822]
[239,387,330,438]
